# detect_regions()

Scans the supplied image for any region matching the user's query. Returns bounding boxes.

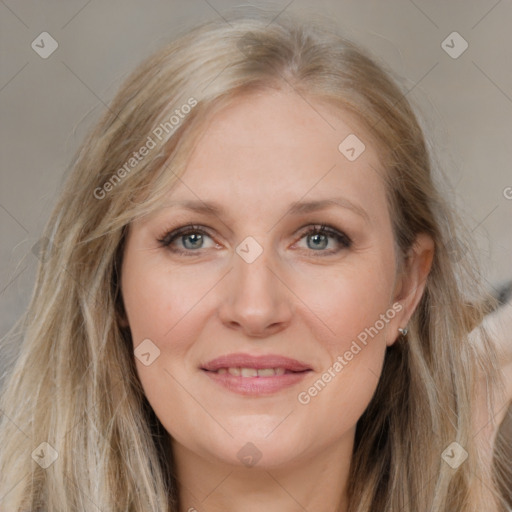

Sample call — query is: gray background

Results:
[1,0,511,369]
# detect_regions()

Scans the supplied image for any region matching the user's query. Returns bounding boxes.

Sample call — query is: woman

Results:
[0,11,510,512]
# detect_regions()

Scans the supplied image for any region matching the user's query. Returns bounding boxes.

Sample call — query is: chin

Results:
[206,430,310,470]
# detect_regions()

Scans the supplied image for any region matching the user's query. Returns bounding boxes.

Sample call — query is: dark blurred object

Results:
[495,281,512,308]
[485,280,512,315]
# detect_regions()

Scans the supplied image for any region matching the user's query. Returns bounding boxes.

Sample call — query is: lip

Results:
[200,353,312,396]
[201,353,312,372]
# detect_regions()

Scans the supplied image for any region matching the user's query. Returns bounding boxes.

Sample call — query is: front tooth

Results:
[240,368,258,377]
[257,368,276,377]
[228,367,241,376]
[274,368,286,376]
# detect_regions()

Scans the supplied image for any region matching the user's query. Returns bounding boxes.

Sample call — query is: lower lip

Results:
[202,369,312,395]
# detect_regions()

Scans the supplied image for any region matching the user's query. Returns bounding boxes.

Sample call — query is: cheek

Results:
[292,248,396,351]
[121,254,215,342]
[291,251,396,430]
[123,266,205,442]
[121,255,219,422]
[295,291,391,444]
[296,355,384,446]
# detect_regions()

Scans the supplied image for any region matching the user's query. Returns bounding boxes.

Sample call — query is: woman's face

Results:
[121,89,410,469]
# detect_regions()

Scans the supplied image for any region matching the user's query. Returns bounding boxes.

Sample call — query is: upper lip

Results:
[201,353,312,372]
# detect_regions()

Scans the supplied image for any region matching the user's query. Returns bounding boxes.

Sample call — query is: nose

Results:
[217,243,293,338]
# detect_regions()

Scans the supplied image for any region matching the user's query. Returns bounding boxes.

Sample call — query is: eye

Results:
[294,224,352,256]
[157,224,218,255]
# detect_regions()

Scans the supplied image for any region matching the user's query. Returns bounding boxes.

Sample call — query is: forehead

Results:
[162,89,388,222]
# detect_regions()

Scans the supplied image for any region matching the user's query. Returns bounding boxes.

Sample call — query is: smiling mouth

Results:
[201,366,312,395]
[203,367,310,377]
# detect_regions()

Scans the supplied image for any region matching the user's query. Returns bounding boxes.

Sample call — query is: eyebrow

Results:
[164,197,370,223]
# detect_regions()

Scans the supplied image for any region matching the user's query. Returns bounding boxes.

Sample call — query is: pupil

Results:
[184,233,202,249]
[309,233,327,250]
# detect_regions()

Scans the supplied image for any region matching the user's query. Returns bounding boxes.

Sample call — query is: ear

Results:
[388,232,435,346]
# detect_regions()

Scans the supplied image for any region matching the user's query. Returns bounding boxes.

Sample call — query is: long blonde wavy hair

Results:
[0,10,509,511]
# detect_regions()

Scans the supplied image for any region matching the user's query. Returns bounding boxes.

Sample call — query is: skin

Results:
[120,88,434,512]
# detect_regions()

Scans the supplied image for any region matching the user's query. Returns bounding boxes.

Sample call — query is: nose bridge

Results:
[219,234,292,334]
[233,234,278,305]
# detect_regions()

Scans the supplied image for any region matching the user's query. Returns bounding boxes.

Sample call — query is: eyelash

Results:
[157,223,352,257]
